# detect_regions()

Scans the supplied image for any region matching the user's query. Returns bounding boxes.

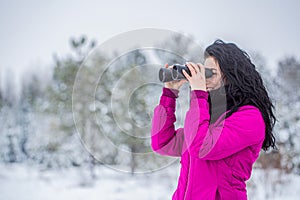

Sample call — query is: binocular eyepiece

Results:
[159,64,214,83]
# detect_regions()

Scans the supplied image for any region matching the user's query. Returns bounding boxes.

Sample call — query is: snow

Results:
[0,163,178,200]
[0,163,299,200]
[247,168,300,200]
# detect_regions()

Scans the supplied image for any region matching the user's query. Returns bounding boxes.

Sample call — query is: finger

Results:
[186,62,196,76]
[197,63,204,68]
[179,77,188,83]
[179,79,188,84]
[198,64,206,78]
[182,70,191,80]
[177,79,188,87]
[190,62,200,73]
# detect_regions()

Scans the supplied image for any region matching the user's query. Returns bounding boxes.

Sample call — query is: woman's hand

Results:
[182,62,207,91]
[164,63,187,90]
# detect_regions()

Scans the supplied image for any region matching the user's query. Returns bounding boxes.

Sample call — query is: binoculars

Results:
[159,64,214,83]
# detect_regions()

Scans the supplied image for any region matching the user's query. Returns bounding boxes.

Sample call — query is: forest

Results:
[0,33,299,199]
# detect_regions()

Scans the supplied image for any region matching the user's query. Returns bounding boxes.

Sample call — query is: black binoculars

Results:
[159,64,214,83]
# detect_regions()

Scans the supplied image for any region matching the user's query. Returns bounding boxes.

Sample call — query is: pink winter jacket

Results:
[151,88,265,200]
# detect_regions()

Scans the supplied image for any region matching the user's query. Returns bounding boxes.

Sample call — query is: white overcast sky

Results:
[1,0,300,78]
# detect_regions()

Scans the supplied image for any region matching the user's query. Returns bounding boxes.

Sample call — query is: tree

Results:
[91,33,206,173]
[275,56,300,174]
[41,35,98,170]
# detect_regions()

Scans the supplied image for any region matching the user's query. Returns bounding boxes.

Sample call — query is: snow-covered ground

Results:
[0,163,299,200]
[0,163,179,200]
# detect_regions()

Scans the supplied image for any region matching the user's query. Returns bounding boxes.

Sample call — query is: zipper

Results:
[184,87,191,200]
[183,155,192,200]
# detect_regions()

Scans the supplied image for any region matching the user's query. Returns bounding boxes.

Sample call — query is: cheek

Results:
[207,76,222,87]
[209,76,220,83]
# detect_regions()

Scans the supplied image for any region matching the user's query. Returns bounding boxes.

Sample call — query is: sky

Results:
[1,0,300,84]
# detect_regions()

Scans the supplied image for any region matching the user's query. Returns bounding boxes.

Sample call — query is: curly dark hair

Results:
[204,39,276,151]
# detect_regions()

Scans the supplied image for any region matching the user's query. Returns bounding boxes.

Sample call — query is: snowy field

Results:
[0,163,299,200]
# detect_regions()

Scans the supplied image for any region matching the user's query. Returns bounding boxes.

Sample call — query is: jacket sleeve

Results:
[151,88,186,157]
[184,90,265,160]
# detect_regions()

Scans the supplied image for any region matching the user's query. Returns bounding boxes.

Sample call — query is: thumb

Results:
[179,79,188,85]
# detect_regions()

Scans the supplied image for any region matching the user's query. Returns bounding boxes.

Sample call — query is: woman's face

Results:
[204,56,223,91]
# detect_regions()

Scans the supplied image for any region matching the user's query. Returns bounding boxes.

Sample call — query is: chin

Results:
[207,87,220,92]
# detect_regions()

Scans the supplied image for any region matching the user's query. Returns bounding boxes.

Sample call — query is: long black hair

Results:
[204,39,276,151]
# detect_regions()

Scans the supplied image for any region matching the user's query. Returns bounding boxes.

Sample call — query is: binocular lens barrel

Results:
[159,64,214,83]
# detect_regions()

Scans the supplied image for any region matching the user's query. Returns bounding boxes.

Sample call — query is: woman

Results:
[151,40,276,200]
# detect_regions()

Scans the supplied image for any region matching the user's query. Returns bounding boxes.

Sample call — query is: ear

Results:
[222,76,228,85]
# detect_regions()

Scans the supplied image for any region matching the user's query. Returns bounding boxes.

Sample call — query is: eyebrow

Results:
[206,67,217,71]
